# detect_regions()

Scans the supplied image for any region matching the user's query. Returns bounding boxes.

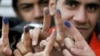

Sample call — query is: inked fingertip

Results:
[25,26,30,33]
[56,9,61,15]
[45,8,49,15]
[3,17,9,24]
[64,21,71,28]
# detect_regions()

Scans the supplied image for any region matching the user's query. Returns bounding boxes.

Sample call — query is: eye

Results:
[68,3,77,8]
[20,4,33,12]
[64,1,79,9]
[39,0,49,6]
[86,4,99,12]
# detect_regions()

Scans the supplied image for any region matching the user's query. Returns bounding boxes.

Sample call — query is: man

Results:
[12,0,49,23]
[14,0,100,56]
[0,0,52,56]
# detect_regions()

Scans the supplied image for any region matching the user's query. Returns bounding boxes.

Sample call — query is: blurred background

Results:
[0,0,16,17]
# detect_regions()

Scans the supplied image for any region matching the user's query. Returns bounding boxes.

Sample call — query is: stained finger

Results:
[55,9,64,45]
[2,17,10,46]
[23,26,32,51]
[42,7,51,32]
[64,21,85,41]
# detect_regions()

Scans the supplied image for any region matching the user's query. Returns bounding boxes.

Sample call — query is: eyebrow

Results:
[19,3,33,6]
[39,0,49,3]
[86,3,100,7]
[64,0,80,4]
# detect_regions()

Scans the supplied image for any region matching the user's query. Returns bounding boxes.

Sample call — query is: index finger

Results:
[23,26,32,51]
[64,21,84,41]
[2,17,10,46]
[44,29,56,54]
[42,7,51,32]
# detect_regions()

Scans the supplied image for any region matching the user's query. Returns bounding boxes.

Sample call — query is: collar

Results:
[89,32,100,56]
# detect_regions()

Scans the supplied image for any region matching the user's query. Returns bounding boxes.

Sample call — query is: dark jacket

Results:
[0,17,23,50]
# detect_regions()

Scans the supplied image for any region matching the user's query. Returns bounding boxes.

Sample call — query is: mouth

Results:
[76,26,89,31]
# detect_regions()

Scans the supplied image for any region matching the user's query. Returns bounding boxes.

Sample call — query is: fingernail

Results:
[3,17,8,24]
[45,9,49,15]
[53,29,57,37]
[56,9,61,15]
[25,27,30,33]
[64,21,71,28]
[32,41,37,46]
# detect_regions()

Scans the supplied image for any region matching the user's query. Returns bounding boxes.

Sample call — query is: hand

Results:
[62,22,96,56]
[27,7,51,46]
[54,9,95,56]
[0,17,12,56]
[29,7,52,52]
[13,26,32,56]
[14,29,56,56]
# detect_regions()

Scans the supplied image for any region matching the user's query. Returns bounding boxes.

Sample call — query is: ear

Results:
[49,0,56,16]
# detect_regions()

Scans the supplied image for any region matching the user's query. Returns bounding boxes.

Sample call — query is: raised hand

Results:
[14,26,32,56]
[29,7,51,47]
[0,17,12,56]
[14,29,56,56]
[63,21,95,56]
[54,9,95,56]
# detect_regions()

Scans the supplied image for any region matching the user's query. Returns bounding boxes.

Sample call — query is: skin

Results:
[0,0,56,56]
[14,28,56,56]
[16,0,49,23]
[0,18,12,56]
[56,0,100,39]
[13,0,100,56]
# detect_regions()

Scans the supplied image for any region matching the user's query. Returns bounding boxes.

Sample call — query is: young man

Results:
[12,0,49,23]
[14,0,100,56]
[0,0,52,56]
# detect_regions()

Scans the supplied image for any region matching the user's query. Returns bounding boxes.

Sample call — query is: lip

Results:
[76,26,89,30]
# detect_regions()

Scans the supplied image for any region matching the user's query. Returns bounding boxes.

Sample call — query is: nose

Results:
[73,7,87,24]
[34,5,42,18]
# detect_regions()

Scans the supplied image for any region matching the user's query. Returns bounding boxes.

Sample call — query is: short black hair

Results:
[12,0,18,11]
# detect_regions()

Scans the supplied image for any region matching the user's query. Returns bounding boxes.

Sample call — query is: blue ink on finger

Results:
[64,21,71,28]
[3,17,8,24]
[25,26,30,33]
[56,9,61,15]
[45,9,49,15]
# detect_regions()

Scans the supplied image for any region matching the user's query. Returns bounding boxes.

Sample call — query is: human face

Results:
[17,0,49,23]
[56,0,100,39]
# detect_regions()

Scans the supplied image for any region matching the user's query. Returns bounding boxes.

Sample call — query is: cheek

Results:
[59,8,75,21]
[57,4,75,21]
[20,11,34,22]
[88,13,99,27]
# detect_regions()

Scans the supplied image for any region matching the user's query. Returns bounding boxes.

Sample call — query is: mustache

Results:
[75,25,90,29]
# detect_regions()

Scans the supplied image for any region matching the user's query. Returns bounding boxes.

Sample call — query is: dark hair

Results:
[95,22,100,36]
[12,0,18,11]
